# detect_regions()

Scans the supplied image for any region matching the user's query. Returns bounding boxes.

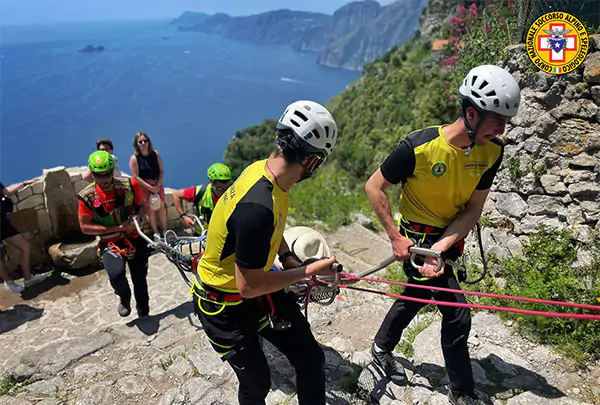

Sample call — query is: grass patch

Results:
[399,318,436,358]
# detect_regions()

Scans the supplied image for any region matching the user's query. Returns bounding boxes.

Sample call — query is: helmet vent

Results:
[479,80,489,90]
[294,110,308,122]
[493,99,500,107]
[470,90,482,99]
[311,129,321,139]
[506,102,511,110]
[485,90,496,97]
[471,75,478,86]
[480,100,487,107]
[290,119,300,127]
[326,142,332,149]
[324,126,330,138]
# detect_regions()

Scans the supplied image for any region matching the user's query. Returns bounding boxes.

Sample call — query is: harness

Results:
[192,184,216,223]
[397,214,464,281]
[78,179,137,242]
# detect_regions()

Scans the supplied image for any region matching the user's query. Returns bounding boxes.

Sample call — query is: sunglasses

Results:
[138,139,148,145]
[93,171,113,179]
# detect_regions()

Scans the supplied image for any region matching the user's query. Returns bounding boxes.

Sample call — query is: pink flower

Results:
[482,24,492,33]
[493,9,499,15]
[457,5,466,17]
[451,36,458,43]
[450,94,457,101]
[469,3,477,11]
[498,17,506,25]
[442,56,459,67]
[470,8,478,17]
[450,16,464,27]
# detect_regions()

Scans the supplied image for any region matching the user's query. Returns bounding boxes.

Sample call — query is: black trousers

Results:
[101,237,150,313]
[193,289,325,405]
[374,244,475,394]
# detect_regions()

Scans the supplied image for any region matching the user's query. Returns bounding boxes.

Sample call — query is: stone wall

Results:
[3,167,192,275]
[475,35,600,269]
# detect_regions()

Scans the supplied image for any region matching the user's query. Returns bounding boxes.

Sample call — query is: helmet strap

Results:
[461,107,487,157]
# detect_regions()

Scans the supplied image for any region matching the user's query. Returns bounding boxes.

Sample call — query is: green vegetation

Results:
[223,119,276,178]
[399,317,437,358]
[467,226,600,364]
[222,0,600,363]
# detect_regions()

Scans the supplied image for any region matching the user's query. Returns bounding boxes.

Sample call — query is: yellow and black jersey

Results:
[197,159,289,292]
[381,126,503,228]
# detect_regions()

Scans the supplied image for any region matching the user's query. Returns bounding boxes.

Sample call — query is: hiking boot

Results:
[448,389,485,405]
[5,280,24,294]
[118,301,131,317]
[371,343,407,386]
[24,273,47,288]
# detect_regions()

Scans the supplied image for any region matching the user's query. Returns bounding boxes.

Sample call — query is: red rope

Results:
[336,284,600,320]
[340,273,600,311]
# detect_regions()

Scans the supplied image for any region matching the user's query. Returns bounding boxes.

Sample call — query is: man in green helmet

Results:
[77,150,151,318]
[172,163,233,233]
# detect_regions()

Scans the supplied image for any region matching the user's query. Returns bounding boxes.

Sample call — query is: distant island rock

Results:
[78,45,105,53]
[170,0,430,71]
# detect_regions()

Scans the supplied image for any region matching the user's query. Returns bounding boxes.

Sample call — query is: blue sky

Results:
[1,0,394,25]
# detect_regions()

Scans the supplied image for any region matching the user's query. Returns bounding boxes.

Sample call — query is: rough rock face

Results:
[2,229,598,405]
[480,38,600,268]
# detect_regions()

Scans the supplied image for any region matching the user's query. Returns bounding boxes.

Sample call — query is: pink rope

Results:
[340,272,600,311]
[337,284,600,320]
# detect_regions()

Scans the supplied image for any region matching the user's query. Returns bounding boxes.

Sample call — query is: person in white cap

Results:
[192,100,339,405]
[273,226,332,270]
[365,65,520,405]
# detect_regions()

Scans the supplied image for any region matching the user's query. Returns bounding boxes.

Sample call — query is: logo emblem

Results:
[526,12,589,75]
[431,161,447,177]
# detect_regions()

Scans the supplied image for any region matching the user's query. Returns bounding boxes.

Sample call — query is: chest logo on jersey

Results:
[464,161,489,177]
[431,161,448,177]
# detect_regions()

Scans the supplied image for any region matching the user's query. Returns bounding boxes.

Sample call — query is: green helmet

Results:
[207,163,232,181]
[88,150,114,173]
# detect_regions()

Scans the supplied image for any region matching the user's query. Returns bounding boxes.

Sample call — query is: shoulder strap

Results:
[193,185,206,206]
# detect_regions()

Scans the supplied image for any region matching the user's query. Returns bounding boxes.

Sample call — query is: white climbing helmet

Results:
[458,65,521,117]
[276,100,338,157]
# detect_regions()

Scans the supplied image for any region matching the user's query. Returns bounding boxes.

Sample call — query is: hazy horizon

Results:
[1,0,395,25]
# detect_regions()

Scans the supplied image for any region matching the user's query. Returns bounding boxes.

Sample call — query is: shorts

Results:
[0,217,18,243]
[141,178,165,209]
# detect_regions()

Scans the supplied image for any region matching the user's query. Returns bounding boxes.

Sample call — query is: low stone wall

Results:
[3,167,193,275]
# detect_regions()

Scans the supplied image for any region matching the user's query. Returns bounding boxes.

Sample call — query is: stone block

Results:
[17,194,45,211]
[6,208,39,232]
[48,239,99,270]
[167,206,180,221]
[43,168,81,240]
[32,180,44,194]
[17,186,33,201]
[36,209,53,234]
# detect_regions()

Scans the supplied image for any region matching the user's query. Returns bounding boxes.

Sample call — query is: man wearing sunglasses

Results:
[172,163,233,234]
[192,100,339,405]
[77,150,151,318]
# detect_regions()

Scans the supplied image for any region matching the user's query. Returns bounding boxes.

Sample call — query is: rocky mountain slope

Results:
[170,0,430,70]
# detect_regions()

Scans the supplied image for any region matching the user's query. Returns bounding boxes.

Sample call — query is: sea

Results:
[0,19,360,188]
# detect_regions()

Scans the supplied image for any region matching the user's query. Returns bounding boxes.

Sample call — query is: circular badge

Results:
[525,12,589,75]
[431,161,447,177]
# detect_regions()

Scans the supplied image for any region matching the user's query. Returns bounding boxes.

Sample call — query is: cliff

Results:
[171,0,430,70]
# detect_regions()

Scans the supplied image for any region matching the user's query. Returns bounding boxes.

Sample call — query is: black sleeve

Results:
[380,138,416,185]
[228,202,274,269]
[476,143,504,190]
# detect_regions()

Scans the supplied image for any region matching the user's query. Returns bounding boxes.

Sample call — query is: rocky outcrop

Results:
[171,0,431,71]
[1,224,597,405]
[478,37,600,268]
